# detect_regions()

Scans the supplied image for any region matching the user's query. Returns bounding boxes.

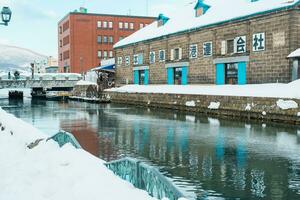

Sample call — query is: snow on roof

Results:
[114,0,300,48]
[287,48,300,58]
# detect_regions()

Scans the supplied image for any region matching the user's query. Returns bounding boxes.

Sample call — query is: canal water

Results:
[1,96,300,200]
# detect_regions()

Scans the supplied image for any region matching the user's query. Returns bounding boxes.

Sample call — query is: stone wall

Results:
[106,91,300,125]
[115,8,300,85]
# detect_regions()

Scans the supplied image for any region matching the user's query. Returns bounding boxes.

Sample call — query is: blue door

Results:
[216,63,225,85]
[133,70,139,84]
[181,66,188,85]
[167,68,174,85]
[238,62,247,85]
[144,69,149,85]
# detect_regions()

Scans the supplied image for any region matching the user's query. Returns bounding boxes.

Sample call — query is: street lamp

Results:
[1,6,12,26]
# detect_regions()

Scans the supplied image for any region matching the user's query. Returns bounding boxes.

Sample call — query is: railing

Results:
[48,130,82,149]
[105,157,186,200]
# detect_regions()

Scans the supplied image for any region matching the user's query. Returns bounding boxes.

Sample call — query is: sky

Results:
[0,0,194,58]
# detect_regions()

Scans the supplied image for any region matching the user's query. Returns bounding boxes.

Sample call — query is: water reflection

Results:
[1,99,300,199]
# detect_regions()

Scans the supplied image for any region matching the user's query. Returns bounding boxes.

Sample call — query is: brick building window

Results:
[59,26,62,34]
[130,23,134,30]
[103,21,108,28]
[63,21,69,32]
[140,23,144,29]
[97,21,101,28]
[159,50,165,61]
[109,51,113,58]
[109,36,114,44]
[97,50,102,58]
[63,35,69,46]
[124,22,129,29]
[63,50,70,60]
[227,39,234,54]
[59,40,62,47]
[171,48,182,60]
[109,21,113,29]
[119,22,123,29]
[103,36,108,43]
[103,51,108,59]
[97,35,102,44]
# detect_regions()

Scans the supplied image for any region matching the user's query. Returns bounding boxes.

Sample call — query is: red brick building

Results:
[58,10,155,73]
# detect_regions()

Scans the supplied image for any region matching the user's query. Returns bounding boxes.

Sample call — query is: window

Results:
[60,53,62,61]
[97,21,102,28]
[103,36,108,43]
[109,36,114,44]
[97,50,102,58]
[124,22,129,29]
[227,40,234,54]
[97,36,102,44]
[109,51,113,58]
[140,23,144,29]
[133,53,143,65]
[63,36,69,46]
[59,40,62,47]
[119,22,123,29]
[59,26,62,34]
[125,56,130,66]
[117,57,123,65]
[149,51,155,64]
[103,51,108,58]
[109,21,113,29]
[159,50,165,61]
[171,48,182,60]
[103,21,108,28]
[130,23,134,30]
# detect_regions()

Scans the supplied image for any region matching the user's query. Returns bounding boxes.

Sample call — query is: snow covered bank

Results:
[0,108,155,200]
[107,80,300,99]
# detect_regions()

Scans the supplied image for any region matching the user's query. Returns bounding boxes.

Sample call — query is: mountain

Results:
[0,44,47,73]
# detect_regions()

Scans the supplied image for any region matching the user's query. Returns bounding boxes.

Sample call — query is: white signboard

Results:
[234,36,246,54]
[253,33,265,52]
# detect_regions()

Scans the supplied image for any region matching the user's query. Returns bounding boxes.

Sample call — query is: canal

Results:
[0,96,300,200]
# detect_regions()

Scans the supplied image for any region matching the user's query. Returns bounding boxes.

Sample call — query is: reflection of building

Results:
[58,7,155,73]
[115,0,300,85]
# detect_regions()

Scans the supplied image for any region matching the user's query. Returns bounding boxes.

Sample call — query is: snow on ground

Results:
[208,102,220,109]
[0,108,155,200]
[107,80,300,99]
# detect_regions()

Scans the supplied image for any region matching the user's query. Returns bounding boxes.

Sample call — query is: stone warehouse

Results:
[114,0,300,85]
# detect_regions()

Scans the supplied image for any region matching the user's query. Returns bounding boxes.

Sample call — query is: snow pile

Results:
[276,99,298,110]
[0,108,155,200]
[76,80,97,86]
[107,80,300,99]
[114,0,299,48]
[208,102,220,109]
[185,100,196,107]
[297,112,300,117]
[245,103,252,111]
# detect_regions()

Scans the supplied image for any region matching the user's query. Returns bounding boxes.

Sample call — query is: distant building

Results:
[45,56,59,73]
[114,0,300,85]
[58,8,155,74]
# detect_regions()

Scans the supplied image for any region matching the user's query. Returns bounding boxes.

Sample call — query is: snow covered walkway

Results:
[107,80,300,99]
[0,108,155,200]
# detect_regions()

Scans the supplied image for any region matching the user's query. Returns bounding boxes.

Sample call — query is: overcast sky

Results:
[0,0,194,57]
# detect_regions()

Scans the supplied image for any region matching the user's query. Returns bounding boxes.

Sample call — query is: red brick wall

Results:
[58,13,155,73]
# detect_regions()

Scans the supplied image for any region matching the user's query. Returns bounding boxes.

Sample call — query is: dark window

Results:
[174,48,180,60]
[227,40,234,54]
[109,36,113,44]
[97,36,102,44]
[139,70,145,85]
[103,36,108,43]
[225,63,238,84]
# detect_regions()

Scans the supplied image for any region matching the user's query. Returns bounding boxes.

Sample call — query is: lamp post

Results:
[0,6,12,26]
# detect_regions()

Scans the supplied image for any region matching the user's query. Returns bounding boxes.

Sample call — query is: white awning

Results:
[287,48,300,58]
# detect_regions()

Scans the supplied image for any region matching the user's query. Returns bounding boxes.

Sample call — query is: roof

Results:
[288,48,300,58]
[114,0,300,49]
[58,12,156,24]
[92,64,116,73]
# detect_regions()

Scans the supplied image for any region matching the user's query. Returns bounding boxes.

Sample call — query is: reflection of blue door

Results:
[216,63,225,85]
[238,62,247,85]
